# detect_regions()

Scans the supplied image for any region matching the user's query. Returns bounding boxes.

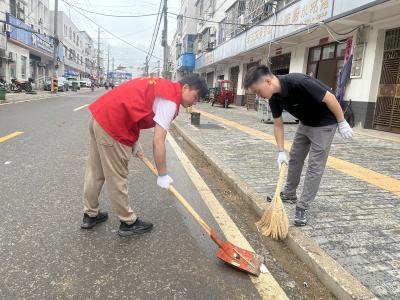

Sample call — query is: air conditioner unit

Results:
[209,27,216,36]
[8,52,17,62]
[38,18,43,25]
[239,15,245,25]
[3,24,11,32]
[17,11,25,21]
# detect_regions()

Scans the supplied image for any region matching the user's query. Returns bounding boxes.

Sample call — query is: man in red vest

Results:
[80,74,207,236]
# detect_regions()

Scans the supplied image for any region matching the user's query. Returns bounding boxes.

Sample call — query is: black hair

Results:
[179,74,208,99]
[244,65,273,89]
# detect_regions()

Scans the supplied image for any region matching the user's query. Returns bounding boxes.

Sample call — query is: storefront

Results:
[229,65,240,105]
[270,52,291,75]
[373,27,400,133]
[244,61,260,109]
[206,71,214,88]
[6,13,55,84]
[306,40,349,90]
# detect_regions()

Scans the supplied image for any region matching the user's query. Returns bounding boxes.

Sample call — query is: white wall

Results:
[182,0,197,35]
[345,16,400,104]
[344,27,382,103]
[7,43,30,80]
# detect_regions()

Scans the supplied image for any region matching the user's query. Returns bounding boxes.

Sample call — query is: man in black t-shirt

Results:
[244,65,353,226]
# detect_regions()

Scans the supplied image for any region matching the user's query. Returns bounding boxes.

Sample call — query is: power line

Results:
[62,1,160,18]
[324,23,360,36]
[61,0,162,60]
[146,0,163,63]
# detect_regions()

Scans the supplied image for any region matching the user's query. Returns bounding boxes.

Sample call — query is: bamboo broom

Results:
[256,162,289,240]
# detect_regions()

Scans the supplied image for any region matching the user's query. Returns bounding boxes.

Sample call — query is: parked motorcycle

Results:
[10,77,33,93]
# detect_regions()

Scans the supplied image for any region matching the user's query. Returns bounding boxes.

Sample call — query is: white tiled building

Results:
[172,0,400,133]
[50,11,98,79]
[0,0,99,88]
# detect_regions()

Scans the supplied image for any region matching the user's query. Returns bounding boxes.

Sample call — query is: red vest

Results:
[89,77,182,147]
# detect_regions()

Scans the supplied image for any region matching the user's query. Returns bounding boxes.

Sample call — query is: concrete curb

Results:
[172,121,378,300]
[0,89,94,106]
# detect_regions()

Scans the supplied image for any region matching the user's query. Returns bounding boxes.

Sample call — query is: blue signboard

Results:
[64,70,79,76]
[108,72,133,80]
[6,13,54,55]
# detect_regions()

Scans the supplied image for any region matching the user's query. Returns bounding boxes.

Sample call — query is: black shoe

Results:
[267,192,297,204]
[81,211,108,229]
[118,218,153,236]
[294,207,307,226]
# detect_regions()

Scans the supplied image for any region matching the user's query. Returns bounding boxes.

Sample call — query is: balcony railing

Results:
[244,0,274,25]
[225,0,246,39]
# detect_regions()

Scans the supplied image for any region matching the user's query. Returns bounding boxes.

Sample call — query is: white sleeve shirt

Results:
[152,97,177,131]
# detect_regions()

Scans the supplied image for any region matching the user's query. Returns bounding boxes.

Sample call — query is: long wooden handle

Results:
[138,154,216,239]
[273,163,287,199]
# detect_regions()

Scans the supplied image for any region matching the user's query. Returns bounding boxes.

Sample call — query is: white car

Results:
[67,77,81,89]
[80,78,92,87]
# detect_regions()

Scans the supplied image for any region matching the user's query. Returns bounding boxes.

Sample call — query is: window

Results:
[309,48,321,62]
[322,44,335,60]
[21,55,27,79]
[307,41,347,90]
[218,19,226,44]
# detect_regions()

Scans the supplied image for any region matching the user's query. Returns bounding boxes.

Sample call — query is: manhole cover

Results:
[195,123,225,130]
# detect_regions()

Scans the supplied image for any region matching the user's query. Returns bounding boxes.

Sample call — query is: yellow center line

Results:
[194,108,400,196]
[73,104,89,112]
[0,131,24,143]
[167,133,288,300]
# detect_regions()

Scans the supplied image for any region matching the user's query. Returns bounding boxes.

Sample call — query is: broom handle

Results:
[138,154,224,248]
[273,162,287,199]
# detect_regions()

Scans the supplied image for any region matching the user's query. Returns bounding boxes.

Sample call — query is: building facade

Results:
[171,0,197,81]
[172,0,400,133]
[0,0,54,89]
[0,0,101,89]
[50,11,97,79]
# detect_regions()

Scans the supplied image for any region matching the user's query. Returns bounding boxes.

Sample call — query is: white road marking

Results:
[166,133,288,300]
[4,161,12,165]
[73,104,89,111]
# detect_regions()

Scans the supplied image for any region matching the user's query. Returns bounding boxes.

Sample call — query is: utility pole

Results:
[144,59,149,76]
[52,0,59,92]
[112,57,114,83]
[161,0,169,79]
[97,26,100,84]
[107,45,110,82]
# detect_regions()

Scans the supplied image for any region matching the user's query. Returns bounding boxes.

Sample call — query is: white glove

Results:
[277,151,288,169]
[157,174,173,189]
[338,120,353,139]
[132,142,143,157]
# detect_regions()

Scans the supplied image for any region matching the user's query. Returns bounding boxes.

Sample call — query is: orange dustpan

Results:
[139,154,265,276]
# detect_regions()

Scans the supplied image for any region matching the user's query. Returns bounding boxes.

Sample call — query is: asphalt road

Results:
[0,90,265,299]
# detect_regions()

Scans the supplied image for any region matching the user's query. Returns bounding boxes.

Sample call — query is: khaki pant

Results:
[83,118,137,224]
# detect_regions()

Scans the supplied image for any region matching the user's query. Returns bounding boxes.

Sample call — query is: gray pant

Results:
[283,123,337,210]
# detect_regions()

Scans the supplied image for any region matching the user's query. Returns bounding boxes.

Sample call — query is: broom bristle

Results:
[256,194,289,240]
[256,163,289,240]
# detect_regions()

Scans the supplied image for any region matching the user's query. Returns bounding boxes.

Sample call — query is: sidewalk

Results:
[173,103,400,299]
[0,88,94,105]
